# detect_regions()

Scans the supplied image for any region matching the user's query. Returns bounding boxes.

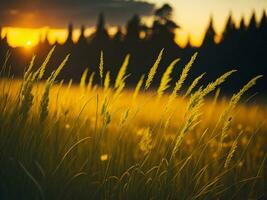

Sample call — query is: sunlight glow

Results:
[1,27,96,48]
[25,40,32,48]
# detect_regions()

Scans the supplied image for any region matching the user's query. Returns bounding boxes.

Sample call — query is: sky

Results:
[0,0,267,47]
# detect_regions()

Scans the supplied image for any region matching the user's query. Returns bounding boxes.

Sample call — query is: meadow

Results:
[0,48,266,200]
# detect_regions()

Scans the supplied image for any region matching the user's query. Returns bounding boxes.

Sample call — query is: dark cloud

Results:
[0,0,155,27]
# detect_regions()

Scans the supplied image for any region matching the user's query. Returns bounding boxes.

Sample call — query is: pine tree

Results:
[202,16,216,47]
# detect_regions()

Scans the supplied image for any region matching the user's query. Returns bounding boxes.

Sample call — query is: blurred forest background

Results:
[0,4,266,94]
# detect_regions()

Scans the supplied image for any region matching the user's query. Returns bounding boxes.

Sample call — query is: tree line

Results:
[0,4,267,94]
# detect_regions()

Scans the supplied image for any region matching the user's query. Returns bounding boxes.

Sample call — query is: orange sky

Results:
[1,0,266,48]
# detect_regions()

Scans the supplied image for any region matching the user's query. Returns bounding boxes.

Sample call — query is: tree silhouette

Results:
[259,11,267,30]
[65,23,74,46]
[90,13,110,48]
[113,26,123,43]
[155,4,173,22]
[221,13,236,43]
[202,16,216,47]
[77,25,87,46]
[239,17,246,32]
[259,11,267,43]
[248,11,257,31]
[125,14,142,42]
[150,4,179,48]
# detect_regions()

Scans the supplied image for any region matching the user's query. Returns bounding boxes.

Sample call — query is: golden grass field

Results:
[0,48,266,199]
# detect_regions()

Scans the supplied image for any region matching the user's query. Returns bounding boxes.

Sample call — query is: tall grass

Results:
[0,47,266,200]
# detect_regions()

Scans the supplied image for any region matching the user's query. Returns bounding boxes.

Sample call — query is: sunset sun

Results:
[25,40,32,48]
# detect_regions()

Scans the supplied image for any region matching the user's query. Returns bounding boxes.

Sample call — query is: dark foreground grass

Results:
[0,49,266,199]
